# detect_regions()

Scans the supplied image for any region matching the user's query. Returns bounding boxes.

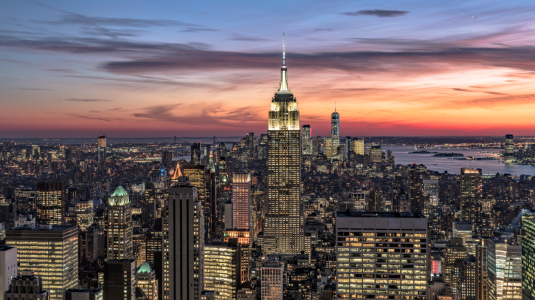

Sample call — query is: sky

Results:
[2,0,535,138]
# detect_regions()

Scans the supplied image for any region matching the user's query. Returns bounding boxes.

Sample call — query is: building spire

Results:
[283,31,286,66]
[335,99,337,112]
[277,31,290,93]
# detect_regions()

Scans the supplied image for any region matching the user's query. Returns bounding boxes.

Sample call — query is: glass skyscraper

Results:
[264,34,304,255]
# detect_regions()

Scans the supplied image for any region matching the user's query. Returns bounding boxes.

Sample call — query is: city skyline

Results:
[3,0,535,137]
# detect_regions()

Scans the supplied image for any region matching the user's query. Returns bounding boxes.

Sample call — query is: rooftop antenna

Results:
[283,31,286,66]
[335,99,337,112]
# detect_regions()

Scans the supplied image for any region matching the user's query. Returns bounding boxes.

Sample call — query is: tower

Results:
[301,125,311,155]
[504,134,515,163]
[36,182,65,226]
[264,33,304,255]
[107,186,133,260]
[331,101,340,157]
[460,168,483,235]
[232,173,252,230]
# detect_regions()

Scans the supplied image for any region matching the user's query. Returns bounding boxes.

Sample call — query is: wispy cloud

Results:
[65,98,112,102]
[342,10,409,17]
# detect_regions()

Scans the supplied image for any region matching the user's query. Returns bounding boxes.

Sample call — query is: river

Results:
[382,145,535,176]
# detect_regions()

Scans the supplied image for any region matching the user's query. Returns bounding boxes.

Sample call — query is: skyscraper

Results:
[301,125,311,155]
[264,34,303,255]
[460,168,483,234]
[6,225,78,300]
[36,182,65,225]
[162,176,204,300]
[261,257,284,300]
[103,260,136,300]
[487,237,522,300]
[182,165,211,241]
[335,212,428,300]
[522,210,535,300]
[107,186,133,260]
[191,142,201,165]
[203,240,238,300]
[409,164,423,214]
[331,104,340,155]
[504,134,515,163]
[136,262,158,300]
[351,138,365,156]
[232,172,252,230]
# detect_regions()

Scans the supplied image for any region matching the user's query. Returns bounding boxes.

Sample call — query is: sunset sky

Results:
[2,0,535,138]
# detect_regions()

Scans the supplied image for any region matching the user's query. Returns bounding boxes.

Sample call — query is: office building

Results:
[232,173,252,230]
[76,199,94,231]
[4,270,49,300]
[162,177,204,300]
[335,212,428,300]
[476,241,489,300]
[107,186,133,260]
[6,225,78,300]
[191,142,201,165]
[103,260,136,300]
[237,282,256,300]
[460,168,483,235]
[487,237,522,300]
[264,35,304,256]
[203,241,238,300]
[261,257,283,300]
[65,289,103,300]
[442,238,467,294]
[302,125,312,155]
[504,134,515,163]
[351,138,365,156]
[182,165,212,241]
[0,245,17,300]
[522,210,535,300]
[36,182,65,226]
[369,145,383,163]
[136,262,158,300]
[456,256,477,300]
[223,229,251,284]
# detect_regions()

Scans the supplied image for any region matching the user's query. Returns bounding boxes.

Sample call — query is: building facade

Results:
[522,210,535,300]
[107,186,133,260]
[103,260,136,300]
[203,241,238,300]
[487,238,522,300]
[335,212,428,300]
[232,173,252,231]
[36,182,64,226]
[0,245,17,300]
[261,258,283,300]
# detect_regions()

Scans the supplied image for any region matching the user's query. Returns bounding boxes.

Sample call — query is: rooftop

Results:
[9,224,76,231]
[336,211,426,219]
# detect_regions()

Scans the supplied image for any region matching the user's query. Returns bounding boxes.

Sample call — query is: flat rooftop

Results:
[9,225,75,231]
[337,212,426,219]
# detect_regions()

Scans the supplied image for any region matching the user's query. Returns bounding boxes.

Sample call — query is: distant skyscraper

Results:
[460,168,483,234]
[335,212,428,300]
[351,138,364,155]
[191,142,201,165]
[504,134,515,163]
[409,164,423,214]
[163,176,204,300]
[344,136,351,160]
[98,135,106,164]
[301,125,311,155]
[103,260,136,300]
[36,182,65,225]
[232,173,252,230]
[331,104,340,154]
[261,257,284,300]
[522,210,535,300]
[136,262,158,300]
[107,186,133,260]
[264,34,304,255]
[182,165,211,241]
[6,225,78,300]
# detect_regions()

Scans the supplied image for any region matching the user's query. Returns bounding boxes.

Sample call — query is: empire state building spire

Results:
[278,32,290,93]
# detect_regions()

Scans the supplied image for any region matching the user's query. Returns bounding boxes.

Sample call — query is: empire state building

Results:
[264,34,304,255]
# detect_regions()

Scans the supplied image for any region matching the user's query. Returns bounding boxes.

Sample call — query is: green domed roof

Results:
[137,262,153,273]
[109,186,130,206]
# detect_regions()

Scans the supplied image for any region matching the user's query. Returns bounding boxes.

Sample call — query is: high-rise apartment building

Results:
[335,212,428,300]
[504,134,515,163]
[261,257,284,300]
[162,177,204,300]
[522,209,535,300]
[0,245,17,300]
[487,237,522,300]
[6,225,78,300]
[460,168,483,235]
[36,182,65,225]
[232,172,252,230]
[103,260,136,300]
[301,125,312,155]
[351,138,365,156]
[204,240,238,300]
[264,35,304,256]
[107,186,133,260]
[136,262,158,300]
